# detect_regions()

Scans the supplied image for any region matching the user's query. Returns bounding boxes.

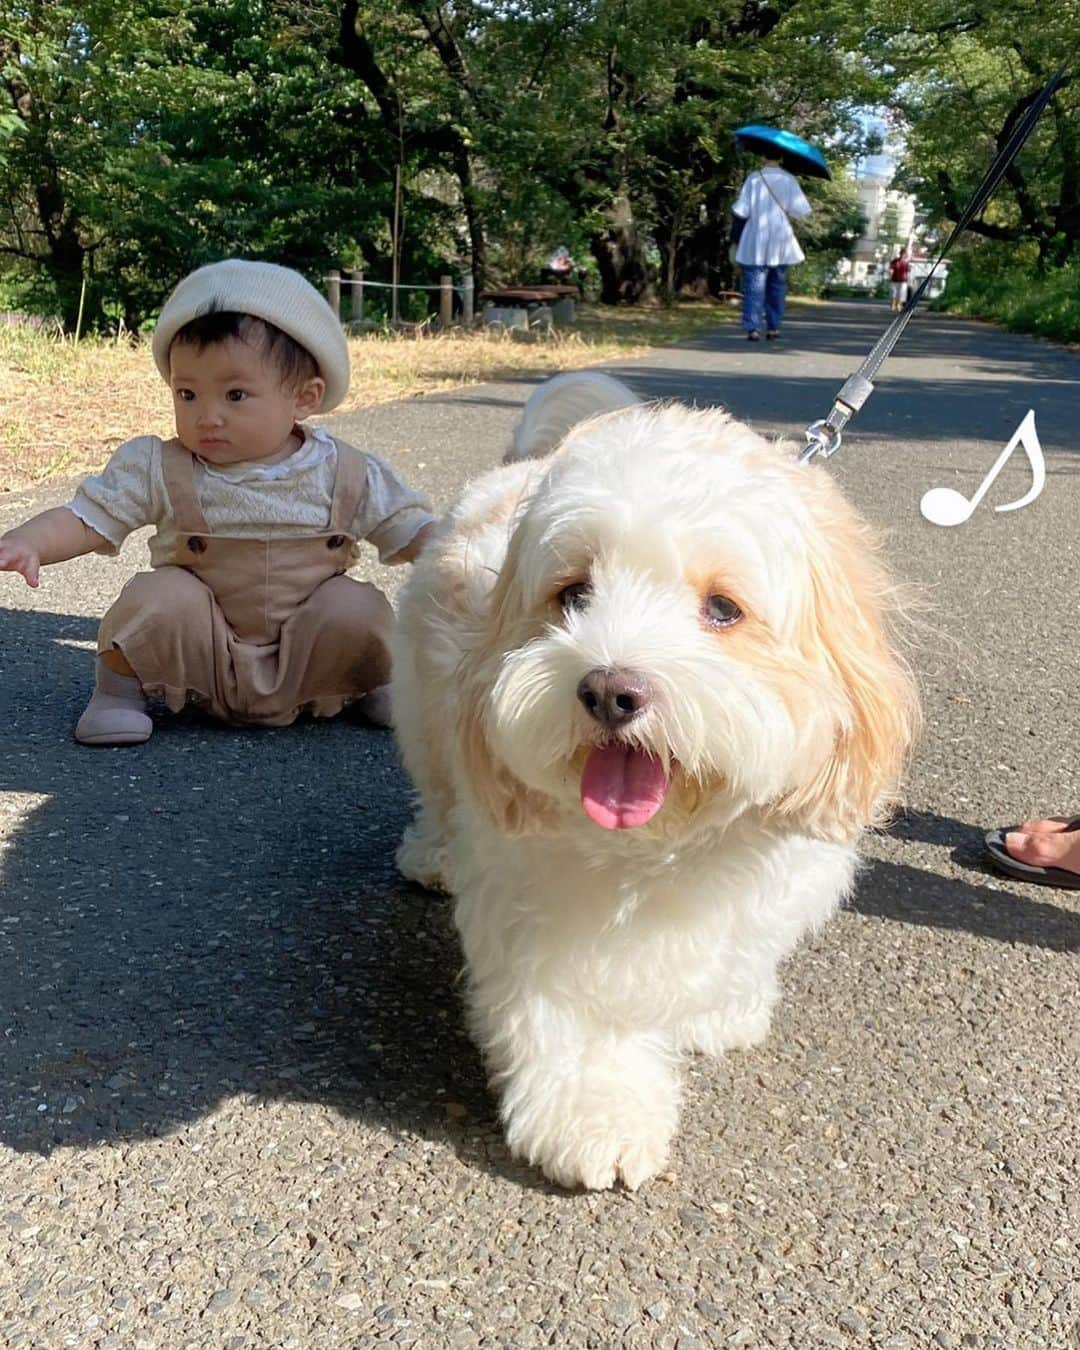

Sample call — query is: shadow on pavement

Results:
[421,301,1080,454]
[613,364,1078,452]
[1,609,1075,1164]
[0,607,491,1159]
[852,860,1080,953]
[876,807,1080,951]
[679,300,1076,375]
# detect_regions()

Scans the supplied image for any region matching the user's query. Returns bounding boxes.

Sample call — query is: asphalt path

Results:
[0,300,1077,1348]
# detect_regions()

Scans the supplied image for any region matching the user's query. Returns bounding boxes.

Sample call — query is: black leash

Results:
[800,67,1068,464]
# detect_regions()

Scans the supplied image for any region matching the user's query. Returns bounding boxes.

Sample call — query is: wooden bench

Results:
[479,284,579,330]
[478,284,579,305]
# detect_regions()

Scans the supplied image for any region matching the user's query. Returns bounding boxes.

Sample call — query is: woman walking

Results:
[732,155,812,341]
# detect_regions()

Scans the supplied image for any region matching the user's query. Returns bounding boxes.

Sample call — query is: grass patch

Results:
[0,300,733,493]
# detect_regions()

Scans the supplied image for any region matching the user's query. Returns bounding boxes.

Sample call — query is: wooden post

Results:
[439,275,453,328]
[73,272,87,344]
[348,269,364,324]
[461,274,474,326]
[327,269,341,320]
[391,165,402,325]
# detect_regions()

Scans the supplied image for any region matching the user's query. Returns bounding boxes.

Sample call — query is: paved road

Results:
[1,301,1077,1348]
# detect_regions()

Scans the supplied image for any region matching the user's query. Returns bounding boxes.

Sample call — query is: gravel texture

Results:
[0,301,1077,1348]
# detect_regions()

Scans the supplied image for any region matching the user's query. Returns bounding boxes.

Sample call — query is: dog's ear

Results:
[456,682,553,836]
[770,474,920,842]
[454,530,555,836]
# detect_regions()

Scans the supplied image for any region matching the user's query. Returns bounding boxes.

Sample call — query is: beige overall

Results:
[98,440,393,726]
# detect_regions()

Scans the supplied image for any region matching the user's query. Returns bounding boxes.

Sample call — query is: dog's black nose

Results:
[577,667,651,727]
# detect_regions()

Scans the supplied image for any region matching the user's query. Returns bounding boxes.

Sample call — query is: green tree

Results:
[852,0,1079,267]
[1,0,933,324]
[337,0,882,300]
[0,1,419,329]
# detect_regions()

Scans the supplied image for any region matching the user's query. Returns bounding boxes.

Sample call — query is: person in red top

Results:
[888,250,912,311]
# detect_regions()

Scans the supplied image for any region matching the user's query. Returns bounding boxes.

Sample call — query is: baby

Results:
[0,258,435,745]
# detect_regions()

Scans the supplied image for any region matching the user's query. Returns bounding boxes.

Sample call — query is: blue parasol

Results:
[734,124,831,180]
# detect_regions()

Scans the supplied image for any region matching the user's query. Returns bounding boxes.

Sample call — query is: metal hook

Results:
[799,419,842,464]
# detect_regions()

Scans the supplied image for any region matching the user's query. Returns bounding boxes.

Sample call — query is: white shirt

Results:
[732,167,812,267]
[67,425,434,567]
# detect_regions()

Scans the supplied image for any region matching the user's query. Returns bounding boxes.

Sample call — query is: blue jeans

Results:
[741,265,788,333]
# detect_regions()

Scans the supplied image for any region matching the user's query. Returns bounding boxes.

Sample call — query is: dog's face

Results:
[458,405,918,844]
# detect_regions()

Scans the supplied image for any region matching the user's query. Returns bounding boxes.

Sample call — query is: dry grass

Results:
[0,300,734,494]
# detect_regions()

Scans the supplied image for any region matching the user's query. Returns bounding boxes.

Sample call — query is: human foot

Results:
[1004,828,1080,876]
[75,661,152,746]
[1015,815,1080,834]
[984,817,1080,889]
[355,684,393,728]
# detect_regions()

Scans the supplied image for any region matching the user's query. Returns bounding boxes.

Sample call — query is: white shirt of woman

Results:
[732,166,812,267]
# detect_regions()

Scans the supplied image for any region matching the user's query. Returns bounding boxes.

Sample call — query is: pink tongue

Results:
[581,744,669,830]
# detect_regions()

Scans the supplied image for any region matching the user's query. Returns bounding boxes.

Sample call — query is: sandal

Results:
[983,827,1080,890]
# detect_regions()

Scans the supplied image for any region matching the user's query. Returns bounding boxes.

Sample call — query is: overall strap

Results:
[328,440,368,535]
[160,440,211,534]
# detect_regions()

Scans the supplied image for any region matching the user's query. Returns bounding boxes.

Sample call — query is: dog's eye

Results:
[704,594,742,627]
[557,581,591,612]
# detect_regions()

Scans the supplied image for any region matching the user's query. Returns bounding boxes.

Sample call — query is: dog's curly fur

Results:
[392,375,919,1190]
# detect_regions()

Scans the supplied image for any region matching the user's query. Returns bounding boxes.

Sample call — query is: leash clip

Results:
[799,417,841,463]
[798,373,875,464]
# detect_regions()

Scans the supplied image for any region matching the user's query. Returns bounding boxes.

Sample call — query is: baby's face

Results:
[169,337,322,466]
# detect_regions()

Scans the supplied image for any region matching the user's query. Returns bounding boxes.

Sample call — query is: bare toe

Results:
[1005,830,1080,875]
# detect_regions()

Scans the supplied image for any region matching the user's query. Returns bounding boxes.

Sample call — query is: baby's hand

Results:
[387,520,437,565]
[0,536,41,587]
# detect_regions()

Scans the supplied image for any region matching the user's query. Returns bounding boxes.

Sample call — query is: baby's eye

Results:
[557,581,591,612]
[704,594,742,628]
[226,388,248,402]
[175,388,195,402]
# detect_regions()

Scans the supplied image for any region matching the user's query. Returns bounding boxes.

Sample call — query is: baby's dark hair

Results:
[169,303,318,390]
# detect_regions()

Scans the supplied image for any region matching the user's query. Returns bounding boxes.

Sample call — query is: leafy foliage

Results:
[0,2,409,327]
[846,0,1079,265]
[0,0,1071,327]
[932,246,1080,343]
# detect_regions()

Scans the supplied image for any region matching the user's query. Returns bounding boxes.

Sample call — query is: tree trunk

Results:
[590,197,655,304]
[677,214,736,296]
[38,206,88,331]
[2,34,89,329]
[453,145,486,292]
[338,0,488,290]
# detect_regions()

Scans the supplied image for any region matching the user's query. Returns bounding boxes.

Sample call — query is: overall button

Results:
[187,536,207,554]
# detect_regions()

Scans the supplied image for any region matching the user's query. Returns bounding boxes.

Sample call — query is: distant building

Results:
[906,249,949,299]
[834,175,949,296]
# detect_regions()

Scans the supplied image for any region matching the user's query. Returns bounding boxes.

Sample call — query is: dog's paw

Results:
[396,825,450,893]
[503,1080,676,1191]
[509,1113,671,1191]
[675,1003,773,1057]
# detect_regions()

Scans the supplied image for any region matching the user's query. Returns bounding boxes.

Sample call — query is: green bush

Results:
[788,255,831,296]
[788,250,854,297]
[932,248,1080,343]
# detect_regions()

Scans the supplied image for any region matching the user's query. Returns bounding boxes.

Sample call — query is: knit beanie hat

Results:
[152,259,350,413]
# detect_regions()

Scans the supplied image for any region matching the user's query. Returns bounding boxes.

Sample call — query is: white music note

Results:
[920,409,1045,527]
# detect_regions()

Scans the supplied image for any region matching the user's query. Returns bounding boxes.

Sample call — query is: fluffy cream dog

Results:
[392,373,919,1191]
